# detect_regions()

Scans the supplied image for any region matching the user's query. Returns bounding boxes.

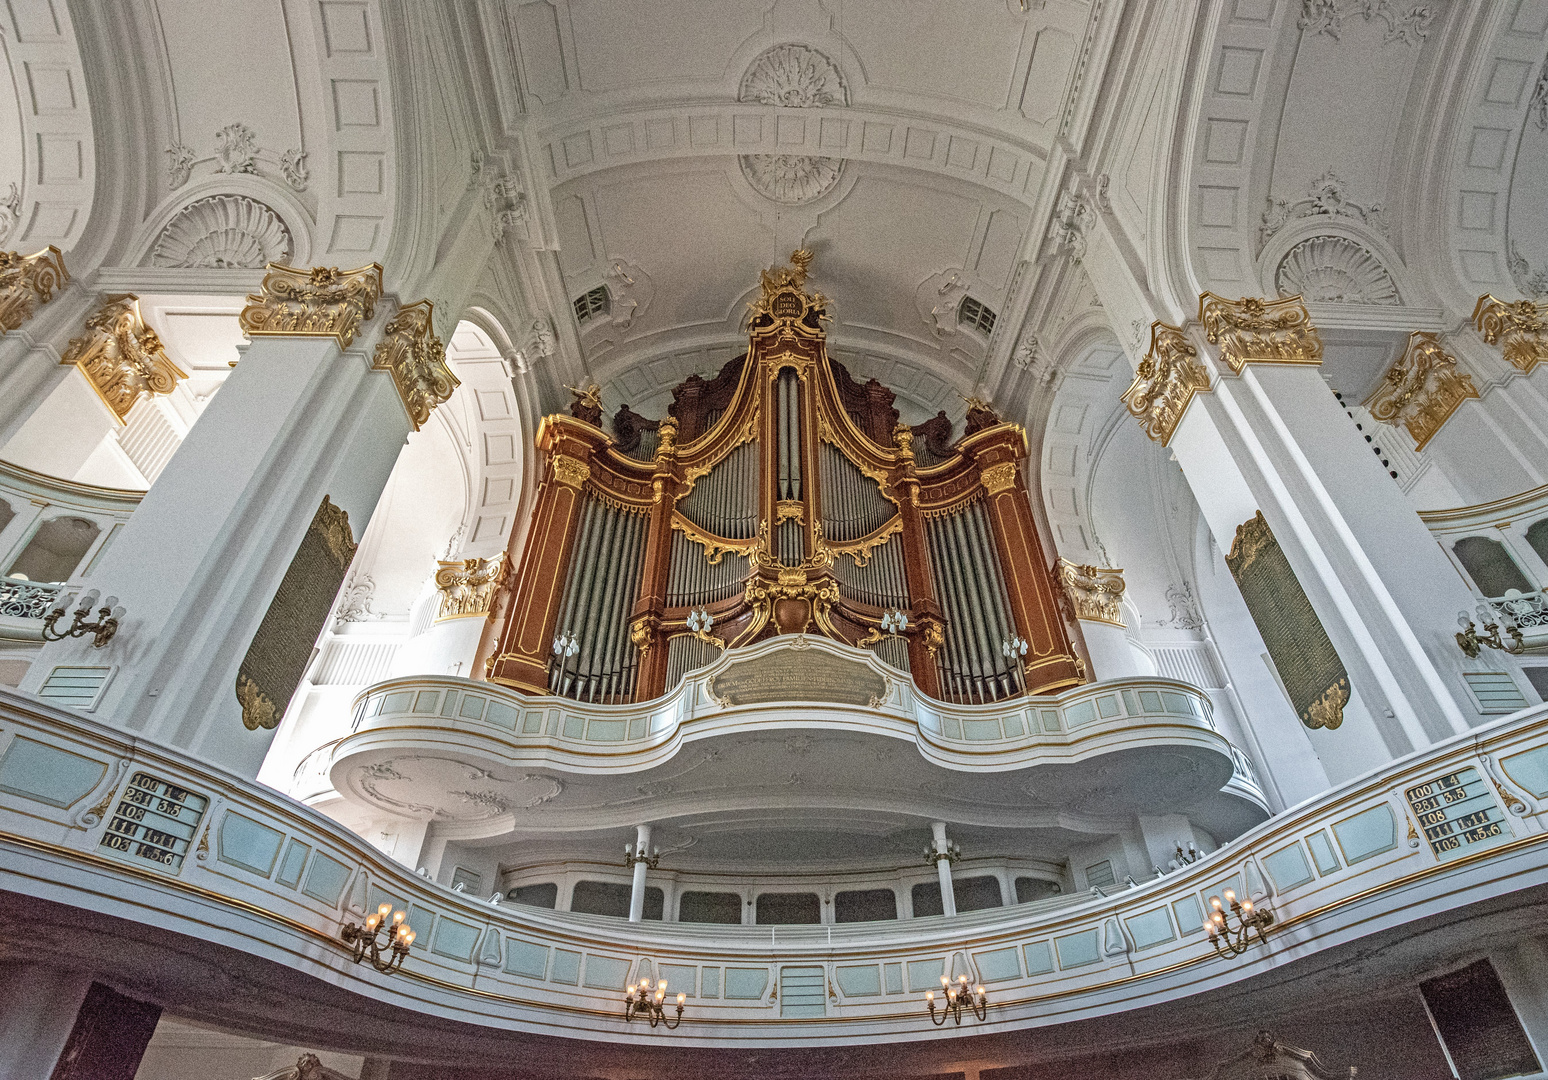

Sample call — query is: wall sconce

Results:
[1204,888,1272,958]
[42,589,124,648]
[925,974,987,1025]
[923,840,961,866]
[881,607,909,635]
[624,840,660,869]
[1002,635,1028,693]
[686,607,725,648]
[550,629,579,681]
[1456,607,1524,657]
[625,978,685,1028]
[342,902,415,973]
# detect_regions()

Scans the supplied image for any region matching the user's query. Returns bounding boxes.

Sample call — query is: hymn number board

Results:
[1404,767,1509,863]
[98,771,209,872]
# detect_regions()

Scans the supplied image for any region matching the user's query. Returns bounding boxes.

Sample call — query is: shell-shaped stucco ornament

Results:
[739,44,847,107]
[151,195,294,269]
[739,154,844,205]
[1274,235,1399,305]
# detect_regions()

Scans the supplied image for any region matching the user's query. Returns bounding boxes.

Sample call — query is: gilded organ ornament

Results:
[60,295,188,422]
[239,263,385,349]
[0,245,69,332]
[434,553,508,621]
[1472,294,1547,375]
[1199,293,1323,373]
[1364,332,1479,451]
[370,299,458,431]
[1121,322,1210,445]
[1055,559,1127,626]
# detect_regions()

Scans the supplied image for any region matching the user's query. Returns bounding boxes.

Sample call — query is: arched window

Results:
[0,499,14,537]
[5,516,100,584]
[1525,519,1548,572]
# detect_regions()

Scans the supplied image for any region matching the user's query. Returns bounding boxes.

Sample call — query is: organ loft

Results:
[488,252,1085,705]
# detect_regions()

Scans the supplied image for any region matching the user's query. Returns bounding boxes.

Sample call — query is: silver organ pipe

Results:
[665,633,722,693]
[550,495,648,702]
[925,500,1019,704]
[818,443,892,541]
[677,441,758,538]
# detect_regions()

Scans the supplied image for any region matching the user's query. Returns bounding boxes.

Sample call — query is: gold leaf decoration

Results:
[1121,322,1210,445]
[1364,331,1478,450]
[60,295,188,422]
[1472,294,1546,374]
[239,263,384,349]
[0,245,69,331]
[1199,293,1322,373]
[371,299,458,430]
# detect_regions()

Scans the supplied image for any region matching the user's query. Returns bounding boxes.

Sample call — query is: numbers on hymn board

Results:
[97,771,209,872]
[1403,767,1508,862]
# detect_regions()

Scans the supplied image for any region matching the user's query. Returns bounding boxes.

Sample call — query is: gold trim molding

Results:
[239,263,384,349]
[1121,322,1210,446]
[371,299,458,431]
[1055,558,1126,626]
[61,294,188,423]
[551,454,590,490]
[1472,294,1546,374]
[1199,293,1322,373]
[0,246,69,332]
[671,513,758,564]
[1364,331,1479,451]
[434,552,508,621]
[981,462,1018,495]
[823,515,901,568]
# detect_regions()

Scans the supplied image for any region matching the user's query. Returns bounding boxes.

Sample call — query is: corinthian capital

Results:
[0,246,69,332]
[433,552,508,620]
[1365,332,1479,451]
[239,263,384,349]
[1199,293,1322,373]
[1121,322,1210,445]
[1055,558,1126,626]
[371,299,458,430]
[61,295,187,422]
[1472,294,1546,374]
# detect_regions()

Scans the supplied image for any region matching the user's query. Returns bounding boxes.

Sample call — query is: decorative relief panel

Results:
[1199,293,1322,373]
[1055,559,1126,626]
[739,155,844,205]
[239,263,384,349]
[1121,322,1210,446]
[1472,295,1547,375]
[61,295,187,422]
[151,195,294,269]
[0,246,69,332]
[1275,235,1399,305]
[370,299,458,431]
[1364,332,1478,451]
[737,44,847,205]
[1258,171,1386,254]
[1297,0,1434,47]
[435,553,508,621]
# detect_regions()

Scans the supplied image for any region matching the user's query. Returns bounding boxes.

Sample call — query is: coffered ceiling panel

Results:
[566,0,769,92]
[836,0,1029,109]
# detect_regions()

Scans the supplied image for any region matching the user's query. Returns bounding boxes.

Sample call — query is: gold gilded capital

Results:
[981,462,1018,495]
[1055,557,1126,626]
[1365,331,1479,451]
[61,294,188,422]
[239,262,384,349]
[433,552,508,620]
[371,299,458,431]
[551,453,590,489]
[1199,293,1322,373]
[1121,322,1210,445]
[629,614,659,655]
[0,246,69,332]
[1472,294,1546,374]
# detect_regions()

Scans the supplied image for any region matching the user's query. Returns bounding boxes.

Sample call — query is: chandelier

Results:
[341,902,415,973]
[625,978,685,1028]
[925,974,987,1025]
[1204,888,1273,957]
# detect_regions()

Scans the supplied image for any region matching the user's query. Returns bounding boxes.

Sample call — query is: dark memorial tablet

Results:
[1404,766,1509,862]
[1421,959,1540,1080]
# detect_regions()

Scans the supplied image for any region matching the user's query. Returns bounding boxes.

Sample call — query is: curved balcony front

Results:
[326,637,1271,845]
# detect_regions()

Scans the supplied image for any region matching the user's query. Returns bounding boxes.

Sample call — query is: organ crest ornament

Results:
[1472,294,1547,375]
[371,299,458,431]
[1055,559,1127,626]
[1364,332,1479,451]
[434,553,508,621]
[486,249,1084,702]
[1121,322,1210,445]
[60,295,188,422]
[0,245,68,332]
[1199,293,1323,373]
[240,263,384,349]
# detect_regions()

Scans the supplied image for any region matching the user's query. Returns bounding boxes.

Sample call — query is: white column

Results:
[629,823,653,923]
[17,269,436,779]
[1078,619,1156,679]
[0,965,93,1079]
[932,821,957,917]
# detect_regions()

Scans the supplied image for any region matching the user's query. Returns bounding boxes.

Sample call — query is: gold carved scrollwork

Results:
[981,462,1018,495]
[433,552,508,621]
[824,516,901,568]
[1055,558,1127,626]
[1121,322,1210,446]
[371,300,458,431]
[1472,294,1547,374]
[1199,293,1322,373]
[654,416,679,461]
[671,513,758,564]
[1364,332,1479,451]
[629,614,659,656]
[239,263,384,349]
[61,295,188,422]
[551,454,590,490]
[748,249,830,335]
[922,620,945,658]
[0,246,69,331]
[775,500,806,524]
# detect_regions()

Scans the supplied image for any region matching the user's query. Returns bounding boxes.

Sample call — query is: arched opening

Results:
[6,516,100,583]
[1451,536,1533,599]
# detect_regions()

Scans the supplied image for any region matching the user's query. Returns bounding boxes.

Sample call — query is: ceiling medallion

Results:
[151,194,294,269]
[739,154,844,205]
[1275,235,1399,306]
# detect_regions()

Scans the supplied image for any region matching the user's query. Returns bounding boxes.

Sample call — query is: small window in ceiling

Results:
[957,296,996,335]
[573,285,610,324]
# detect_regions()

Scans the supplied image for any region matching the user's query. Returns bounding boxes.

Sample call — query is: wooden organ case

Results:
[486,252,1085,704]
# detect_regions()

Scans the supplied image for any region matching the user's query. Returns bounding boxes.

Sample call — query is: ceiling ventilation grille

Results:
[572,286,610,324]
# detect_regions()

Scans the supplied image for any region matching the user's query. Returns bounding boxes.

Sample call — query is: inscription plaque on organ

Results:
[708,645,886,708]
[1404,766,1509,862]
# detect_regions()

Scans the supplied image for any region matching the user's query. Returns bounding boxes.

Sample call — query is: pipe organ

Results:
[487,252,1085,704]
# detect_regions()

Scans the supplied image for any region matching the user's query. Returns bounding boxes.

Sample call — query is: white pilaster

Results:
[931,821,956,917]
[629,823,653,923]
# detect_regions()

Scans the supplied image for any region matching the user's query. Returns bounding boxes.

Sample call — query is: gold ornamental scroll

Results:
[1224,511,1350,730]
[235,496,357,730]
